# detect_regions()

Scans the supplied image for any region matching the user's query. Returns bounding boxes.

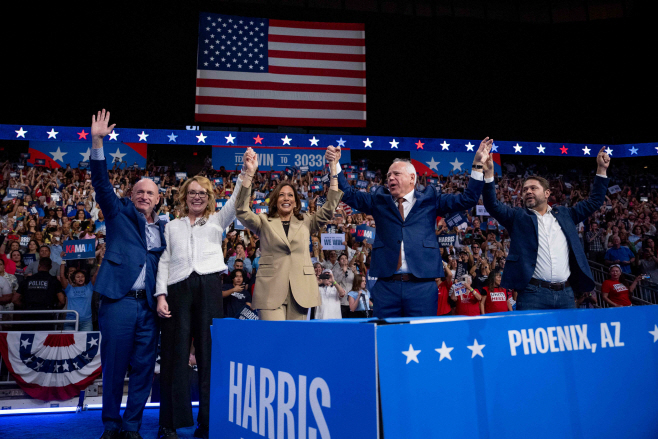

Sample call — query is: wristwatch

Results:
[472,164,484,170]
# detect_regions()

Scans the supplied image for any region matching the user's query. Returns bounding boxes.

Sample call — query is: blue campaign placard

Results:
[213,147,351,172]
[214,177,224,185]
[346,172,357,180]
[216,199,227,210]
[210,319,379,439]
[310,184,322,192]
[354,225,376,244]
[445,211,467,228]
[436,233,457,248]
[301,199,308,212]
[78,161,89,169]
[365,171,376,179]
[356,180,368,189]
[34,158,46,166]
[7,188,24,199]
[63,239,96,260]
[254,206,269,215]
[233,218,245,230]
[377,307,658,439]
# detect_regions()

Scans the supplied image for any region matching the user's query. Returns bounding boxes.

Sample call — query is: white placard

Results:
[608,185,621,194]
[320,233,345,250]
[476,205,490,216]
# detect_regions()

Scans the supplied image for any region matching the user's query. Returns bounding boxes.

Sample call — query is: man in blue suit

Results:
[91,110,166,439]
[325,140,491,318]
[481,147,610,310]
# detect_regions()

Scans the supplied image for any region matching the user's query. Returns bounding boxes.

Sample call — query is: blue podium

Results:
[210,306,658,438]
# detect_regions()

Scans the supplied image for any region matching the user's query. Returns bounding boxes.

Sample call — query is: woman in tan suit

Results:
[236,152,343,320]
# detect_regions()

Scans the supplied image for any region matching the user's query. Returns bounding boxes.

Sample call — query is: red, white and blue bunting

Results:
[1,124,656,158]
[0,332,102,401]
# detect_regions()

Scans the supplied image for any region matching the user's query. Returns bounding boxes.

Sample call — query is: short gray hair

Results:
[391,159,417,182]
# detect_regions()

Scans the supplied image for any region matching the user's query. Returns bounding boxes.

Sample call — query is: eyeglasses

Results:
[188,191,208,199]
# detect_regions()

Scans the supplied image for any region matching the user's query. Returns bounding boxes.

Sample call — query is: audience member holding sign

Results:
[325,139,491,318]
[235,149,343,321]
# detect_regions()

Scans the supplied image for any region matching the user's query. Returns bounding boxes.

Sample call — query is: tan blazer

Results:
[235,186,343,310]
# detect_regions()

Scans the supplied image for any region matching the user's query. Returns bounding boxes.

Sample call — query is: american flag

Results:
[195,13,366,128]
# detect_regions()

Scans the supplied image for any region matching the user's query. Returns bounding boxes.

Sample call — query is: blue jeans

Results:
[517,283,576,310]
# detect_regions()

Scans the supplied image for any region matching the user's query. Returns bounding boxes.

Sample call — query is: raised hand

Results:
[474,137,493,165]
[91,109,116,139]
[243,147,258,175]
[597,146,611,175]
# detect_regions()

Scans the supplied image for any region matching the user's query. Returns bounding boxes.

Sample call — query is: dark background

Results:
[1,0,655,148]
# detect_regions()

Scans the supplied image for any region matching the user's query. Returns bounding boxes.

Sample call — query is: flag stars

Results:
[583,146,591,155]
[281,135,292,146]
[649,325,658,343]
[309,136,320,146]
[253,135,264,144]
[389,139,399,149]
[605,147,613,156]
[336,138,346,147]
[426,157,440,171]
[450,158,464,171]
[537,144,545,154]
[46,128,58,139]
[77,130,89,140]
[402,344,421,364]
[167,132,178,143]
[560,145,568,154]
[363,138,373,148]
[138,131,149,142]
[225,133,236,144]
[415,140,424,149]
[15,127,27,138]
[465,142,475,151]
[196,133,207,143]
[629,146,638,155]
[440,141,450,150]
[513,143,523,153]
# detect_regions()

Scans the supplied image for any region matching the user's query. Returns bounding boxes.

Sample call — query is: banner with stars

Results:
[28,141,146,170]
[0,332,102,401]
[2,124,658,158]
[377,306,658,438]
[411,151,502,177]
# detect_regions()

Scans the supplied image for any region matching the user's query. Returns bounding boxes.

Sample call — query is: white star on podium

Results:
[402,344,421,364]
[467,339,486,358]
[649,325,658,343]
[435,342,453,361]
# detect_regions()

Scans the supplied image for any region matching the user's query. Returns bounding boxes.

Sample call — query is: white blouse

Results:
[155,177,243,296]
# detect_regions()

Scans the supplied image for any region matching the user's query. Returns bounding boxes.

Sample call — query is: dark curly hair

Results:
[267,182,304,221]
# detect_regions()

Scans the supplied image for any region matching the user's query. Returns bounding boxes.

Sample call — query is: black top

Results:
[282,220,290,236]
[17,271,62,310]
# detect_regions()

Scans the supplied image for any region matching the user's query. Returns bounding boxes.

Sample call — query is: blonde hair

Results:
[177,176,215,219]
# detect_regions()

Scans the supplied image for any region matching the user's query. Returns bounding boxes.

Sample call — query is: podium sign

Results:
[210,319,379,439]
[377,307,658,438]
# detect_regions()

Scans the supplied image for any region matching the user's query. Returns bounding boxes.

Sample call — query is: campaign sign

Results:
[310,184,322,192]
[271,172,280,180]
[254,206,269,215]
[476,205,490,216]
[313,177,322,183]
[445,212,467,228]
[214,177,224,186]
[34,159,46,166]
[176,172,187,181]
[20,153,31,159]
[7,188,24,199]
[354,225,375,244]
[232,176,238,183]
[233,219,245,231]
[365,171,376,179]
[608,185,622,194]
[437,234,457,248]
[209,319,378,439]
[20,235,30,247]
[321,174,330,185]
[252,199,265,205]
[356,180,368,189]
[254,191,267,199]
[316,196,326,208]
[300,166,309,175]
[377,306,658,439]
[78,161,89,169]
[216,199,227,210]
[153,176,161,184]
[301,199,308,212]
[63,239,96,260]
[321,233,345,250]
[346,172,358,180]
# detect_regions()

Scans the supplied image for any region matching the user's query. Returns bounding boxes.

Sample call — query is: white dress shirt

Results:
[530,205,570,283]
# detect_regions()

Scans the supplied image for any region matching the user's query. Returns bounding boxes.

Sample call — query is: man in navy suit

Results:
[325,139,491,318]
[481,147,610,310]
[91,110,166,439]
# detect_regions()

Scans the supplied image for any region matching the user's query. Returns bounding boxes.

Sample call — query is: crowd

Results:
[1,147,657,332]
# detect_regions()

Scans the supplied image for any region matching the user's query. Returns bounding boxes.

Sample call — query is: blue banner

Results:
[28,141,146,170]
[212,146,351,172]
[377,307,658,438]
[411,151,503,177]
[216,199,227,211]
[6,188,24,199]
[354,225,376,244]
[210,319,379,439]
[63,239,96,260]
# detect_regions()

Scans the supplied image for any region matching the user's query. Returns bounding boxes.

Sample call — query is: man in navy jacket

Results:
[325,139,491,318]
[481,147,610,310]
[91,110,166,439]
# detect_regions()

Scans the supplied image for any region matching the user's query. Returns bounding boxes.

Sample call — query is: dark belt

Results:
[529,278,570,291]
[381,273,435,283]
[126,290,147,299]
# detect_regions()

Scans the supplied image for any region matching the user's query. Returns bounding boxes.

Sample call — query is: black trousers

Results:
[159,272,224,429]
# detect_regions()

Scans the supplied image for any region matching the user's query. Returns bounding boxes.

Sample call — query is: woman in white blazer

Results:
[154,148,255,439]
